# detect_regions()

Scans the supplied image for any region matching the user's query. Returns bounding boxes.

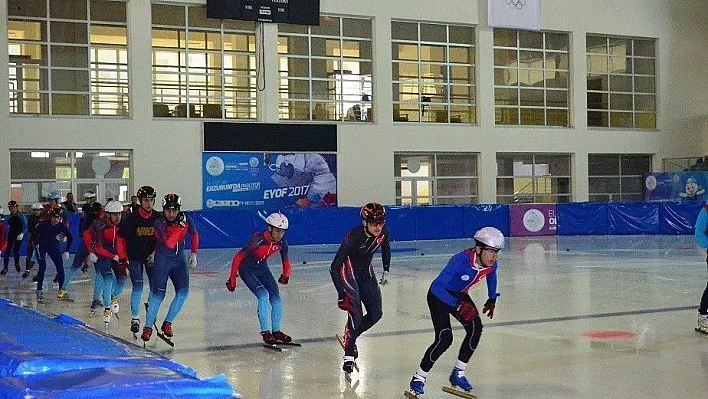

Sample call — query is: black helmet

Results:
[162,193,182,210]
[7,200,18,207]
[137,185,157,199]
[49,207,64,218]
[360,202,386,222]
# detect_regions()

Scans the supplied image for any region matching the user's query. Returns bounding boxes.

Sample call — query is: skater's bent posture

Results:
[34,208,73,302]
[408,227,504,396]
[695,201,708,333]
[226,212,293,345]
[142,193,199,342]
[330,202,391,373]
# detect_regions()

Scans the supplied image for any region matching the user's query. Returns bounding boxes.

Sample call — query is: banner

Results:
[488,0,541,31]
[643,171,708,202]
[202,152,337,210]
[509,203,557,236]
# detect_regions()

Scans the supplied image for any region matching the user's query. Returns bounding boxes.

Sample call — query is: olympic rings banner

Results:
[202,152,337,211]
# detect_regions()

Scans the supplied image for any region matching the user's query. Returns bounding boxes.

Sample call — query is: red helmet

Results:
[360,202,385,222]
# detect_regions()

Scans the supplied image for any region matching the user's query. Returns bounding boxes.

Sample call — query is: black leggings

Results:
[3,233,21,268]
[700,250,708,315]
[341,277,383,357]
[419,290,483,372]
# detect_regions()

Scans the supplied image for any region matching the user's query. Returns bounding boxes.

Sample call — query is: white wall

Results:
[1,0,706,209]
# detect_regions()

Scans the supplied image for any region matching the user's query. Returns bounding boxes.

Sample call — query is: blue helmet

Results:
[47,191,61,200]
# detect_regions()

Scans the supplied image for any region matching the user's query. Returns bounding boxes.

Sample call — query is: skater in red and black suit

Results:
[330,202,391,373]
[226,212,293,346]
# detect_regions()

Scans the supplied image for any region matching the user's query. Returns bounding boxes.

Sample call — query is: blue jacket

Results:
[695,204,708,249]
[430,249,498,308]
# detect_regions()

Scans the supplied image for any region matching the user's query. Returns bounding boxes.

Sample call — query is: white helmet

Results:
[84,191,97,199]
[473,227,505,249]
[104,200,123,214]
[265,212,289,230]
[31,203,44,210]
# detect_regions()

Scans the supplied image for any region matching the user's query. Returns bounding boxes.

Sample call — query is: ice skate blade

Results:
[336,334,360,372]
[442,386,477,399]
[155,331,175,347]
[277,341,301,346]
[263,343,283,352]
[404,390,421,398]
[695,327,708,335]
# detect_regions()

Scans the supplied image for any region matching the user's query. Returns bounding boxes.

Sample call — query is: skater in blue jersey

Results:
[34,208,73,302]
[141,193,199,343]
[695,201,708,334]
[407,227,504,397]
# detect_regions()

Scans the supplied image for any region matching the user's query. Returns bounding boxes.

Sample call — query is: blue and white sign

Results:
[202,152,338,210]
[643,172,708,202]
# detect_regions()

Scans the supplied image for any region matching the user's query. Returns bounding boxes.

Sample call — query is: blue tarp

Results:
[557,202,609,236]
[0,298,236,399]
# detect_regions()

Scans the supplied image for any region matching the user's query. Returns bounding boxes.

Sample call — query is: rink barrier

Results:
[7,201,702,253]
[0,298,237,399]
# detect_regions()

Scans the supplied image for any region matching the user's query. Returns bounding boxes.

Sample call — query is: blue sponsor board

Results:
[203,152,337,211]
[643,171,708,202]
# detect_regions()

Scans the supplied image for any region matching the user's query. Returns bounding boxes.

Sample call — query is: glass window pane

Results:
[52,93,89,115]
[587,111,609,127]
[586,36,607,53]
[342,18,371,38]
[610,111,633,127]
[438,179,477,197]
[633,39,655,57]
[449,47,472,64]
[621,155,651,175]
[495,107,518,124]
[519,31,543,49]
[51,45,88,67]
[609,74,632,92]
[8,20,47,41]
[545,33,568,51]
[633,58,655,75]
[52,69,89,91]
[437,154,477,175]
[189,6,220,28]
[634,76,655,93]
[635,94,655,112]
[635,113,656,129]
[546,89,567,108]
[9,0,46,18]
[520,108,544,125]
[51,0,86,20]
[311,16,340,36]
[392,21,417,41]
[91,0,127,23]
[494,49,518,67]
[589,154,620,175]
[520,88,543,106]
[495,88,518,105]
[449,25,474,45]
[608,37,632,56]
[91,25,127,45]
[493,29,516,47]
[587,55,608,73]
[420,44,446,62]
[51,22,88,44]
[610,93,632,110]
[152,4,185,26]
[588,91,608,111]
[420,24,446,42]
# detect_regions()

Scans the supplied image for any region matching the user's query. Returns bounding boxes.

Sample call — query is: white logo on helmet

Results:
[461,275,470,281]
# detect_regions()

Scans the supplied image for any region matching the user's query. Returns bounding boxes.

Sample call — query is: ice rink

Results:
[2,234,708,399]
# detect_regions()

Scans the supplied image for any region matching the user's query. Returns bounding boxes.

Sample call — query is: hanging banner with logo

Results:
[509,203,557,236]
[488,0,541,31]
[202,152,337,210]
[643,172,708,202]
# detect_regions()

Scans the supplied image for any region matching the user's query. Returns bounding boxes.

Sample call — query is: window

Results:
[496,153,571,203]
[151,3,256,119]
[278,16,373,122]
[391,21,475,123]
[586,35,656,128]
[493,29,569,126]
[394,153,478,205]
[588,154,651,202]
[10,150,131,208]
[8,0,128,115]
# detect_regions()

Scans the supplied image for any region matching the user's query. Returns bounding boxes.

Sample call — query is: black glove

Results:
[482,298,496,319]
[456,300,478,323]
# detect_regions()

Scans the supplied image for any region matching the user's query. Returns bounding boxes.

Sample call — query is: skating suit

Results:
[34,219,73,291]
[229,231,292,332]
[2,212,27,268]
[430,249,498,307]
[120,208,160,264]
[153,214,199,292]
[330,225,391,357]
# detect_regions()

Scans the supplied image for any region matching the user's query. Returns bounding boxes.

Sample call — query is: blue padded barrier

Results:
[658,201,704,235]
[557,202,609,236]
[386,206,417,241]
[0,300,236,399]
[607,202,660,235]
[413,206,466,240]
[303,207,361,245]
[462,204,510,238]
